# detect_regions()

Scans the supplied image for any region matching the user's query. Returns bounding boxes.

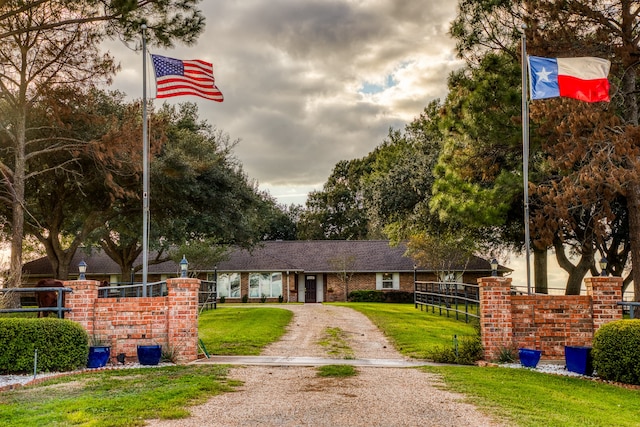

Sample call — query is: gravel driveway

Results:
[150,304,503,427]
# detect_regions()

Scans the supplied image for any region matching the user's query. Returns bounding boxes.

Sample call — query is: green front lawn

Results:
[425,365,640,427]
[0,365,239,427]
[331,302,478,358]
[198,306,292,355]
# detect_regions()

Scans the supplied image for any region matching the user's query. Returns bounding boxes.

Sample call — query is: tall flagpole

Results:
[142,24,149,293]
[521,24,532,295]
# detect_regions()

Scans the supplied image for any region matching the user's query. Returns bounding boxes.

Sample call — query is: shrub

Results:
[592,319,640,385]
[241,294,248,303]
[0,318,89,374]
[497,345,518,363]
[347,290,413,303]
[219,296,226,303]
[382,291,414,303]
[427,334,483,365]
[348,290,385,302]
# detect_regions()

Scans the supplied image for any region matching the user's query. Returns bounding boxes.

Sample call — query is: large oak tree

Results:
[0,0,204,286]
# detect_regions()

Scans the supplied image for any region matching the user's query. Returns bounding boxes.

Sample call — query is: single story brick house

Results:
[22,240,509,303]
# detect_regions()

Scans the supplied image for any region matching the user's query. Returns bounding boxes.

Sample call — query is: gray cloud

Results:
[105,0,462,203]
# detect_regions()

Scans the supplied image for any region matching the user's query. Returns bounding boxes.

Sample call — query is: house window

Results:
[249,272,283,298]
[213,273,240,298]
[376,272,399,290]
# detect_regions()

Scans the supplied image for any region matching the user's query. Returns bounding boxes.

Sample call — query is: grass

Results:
[317,327,355,359]
[0,365,241,427]
[331,302,478,359]
[198,306,293,355]
[317,364,357,377]
[424,365,640,427]
[331,302,640,426]
[4,302,640,426]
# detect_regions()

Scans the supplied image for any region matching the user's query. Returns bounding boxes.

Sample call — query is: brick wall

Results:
[479,276,623,360]
[65,278,199,364]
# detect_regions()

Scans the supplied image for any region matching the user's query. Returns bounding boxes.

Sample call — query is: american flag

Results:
[151,54,224,102]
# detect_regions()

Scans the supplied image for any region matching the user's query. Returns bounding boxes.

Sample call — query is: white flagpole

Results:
[142,24,149,293]
[521,24,532,295]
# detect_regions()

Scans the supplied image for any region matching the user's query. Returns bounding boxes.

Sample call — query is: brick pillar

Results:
[585,276,623,332]
[64,280,99,335]
[166,278,200,363]
[478,277,513,361]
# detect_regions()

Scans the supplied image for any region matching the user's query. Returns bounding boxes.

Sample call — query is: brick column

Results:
[585,276,623,332]
[166,278,200,363]
[478,277,513,361]
[64,280,99,335]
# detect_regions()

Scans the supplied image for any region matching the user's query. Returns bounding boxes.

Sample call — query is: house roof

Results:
[22,240,510,276]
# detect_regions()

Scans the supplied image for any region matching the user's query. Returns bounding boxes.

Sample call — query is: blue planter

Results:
[519,348,542,368]
[137,345,162,366]
[87,346,110,368]
[565,346,593,375]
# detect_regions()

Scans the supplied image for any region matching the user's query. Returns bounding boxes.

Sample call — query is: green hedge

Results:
[348,290,386,302]
[592,319,640,385]
[347,290,413,303]
[0,318,89,374]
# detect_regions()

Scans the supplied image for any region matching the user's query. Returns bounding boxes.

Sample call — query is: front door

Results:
[305,275,317,303]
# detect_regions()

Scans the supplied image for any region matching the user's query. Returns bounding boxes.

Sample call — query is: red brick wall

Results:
[479,276,623,360]
[65,278,199,364]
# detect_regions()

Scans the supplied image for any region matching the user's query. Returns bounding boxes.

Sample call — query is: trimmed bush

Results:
[348,290,385,302]
[592,319,640,385]
[0,318,89,374]
[347,290,414,303]
[382,291,414,303]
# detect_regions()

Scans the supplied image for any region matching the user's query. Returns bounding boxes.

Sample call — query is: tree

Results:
[16,88,148,280]
[93,102,275,276]
[448,0,640,298]
[298,159,371,240]
[327,253,356,301]
[362,102,444,242]
[0,0,204,286]
[406,230,477,280]
[523,1,640,300]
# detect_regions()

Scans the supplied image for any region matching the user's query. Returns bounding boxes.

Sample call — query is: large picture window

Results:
[249,272,283,298]
[213,273,241,298]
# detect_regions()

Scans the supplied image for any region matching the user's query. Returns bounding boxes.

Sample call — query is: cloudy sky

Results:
[104,0,463,205]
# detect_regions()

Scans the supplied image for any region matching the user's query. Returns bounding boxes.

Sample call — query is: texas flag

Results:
[528,56,611,103]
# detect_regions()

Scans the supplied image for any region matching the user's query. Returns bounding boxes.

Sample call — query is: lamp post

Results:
[180,255,189,278]
[599,257,608,277]
[78,260,87,280]
[491,259,499,277]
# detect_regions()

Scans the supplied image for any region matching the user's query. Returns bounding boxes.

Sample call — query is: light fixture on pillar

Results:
[180,255,189,278]
[599,257,608,277]
[491,259,499,277]
[78,260,87,280]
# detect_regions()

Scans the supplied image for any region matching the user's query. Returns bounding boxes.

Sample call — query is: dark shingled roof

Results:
[22,240,509,276]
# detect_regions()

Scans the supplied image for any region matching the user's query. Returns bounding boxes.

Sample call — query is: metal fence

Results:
[198,280,217,311]
[98,279,216,312]
[0,287,72,318]
[414,280,480,323]
[98,281,167,298]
